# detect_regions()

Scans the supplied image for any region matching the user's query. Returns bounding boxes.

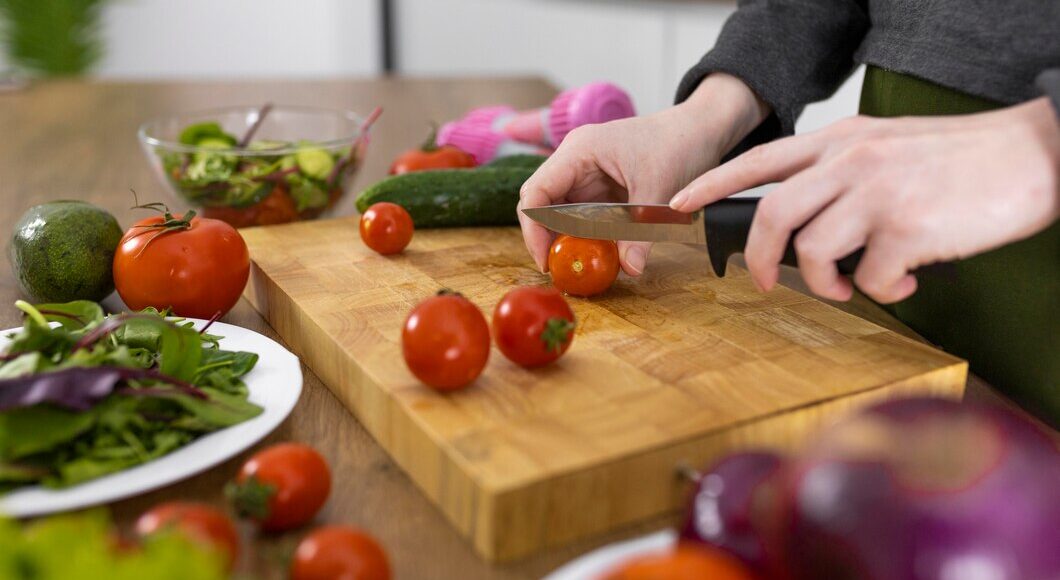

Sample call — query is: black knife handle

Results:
[704,197,954,280]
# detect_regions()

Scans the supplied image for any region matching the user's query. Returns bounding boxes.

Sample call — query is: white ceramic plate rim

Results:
[0,319,302,517]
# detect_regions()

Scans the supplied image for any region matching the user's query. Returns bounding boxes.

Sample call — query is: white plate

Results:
[0,319,302,517]
[545,530,676,580]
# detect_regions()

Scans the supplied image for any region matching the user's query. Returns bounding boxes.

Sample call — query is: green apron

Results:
[858,66,1059,427]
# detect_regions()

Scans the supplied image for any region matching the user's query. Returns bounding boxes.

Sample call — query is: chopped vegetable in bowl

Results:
[139,105,379,228]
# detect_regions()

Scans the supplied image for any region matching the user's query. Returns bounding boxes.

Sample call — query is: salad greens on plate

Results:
[0,300,262,492]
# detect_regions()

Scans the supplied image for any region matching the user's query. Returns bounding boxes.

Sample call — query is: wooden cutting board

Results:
[241,217,967,561]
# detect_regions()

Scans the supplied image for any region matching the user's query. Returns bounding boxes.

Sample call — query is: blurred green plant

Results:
[0,0,107,76]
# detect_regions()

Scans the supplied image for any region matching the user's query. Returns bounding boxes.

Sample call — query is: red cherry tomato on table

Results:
[113,209,250,319]
[402,291,490,391]
[389,129,476,175]
[548,234,619,297]
[227,443,332,532]
[290,525,391,580]
[360,202,414,255]
[135,502,240,571]
[492,286,575,368]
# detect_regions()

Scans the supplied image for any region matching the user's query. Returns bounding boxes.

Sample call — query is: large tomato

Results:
[602,545,756,580]
[402,291,490,391]
[113,210,250,319]
[360,202,414,255]
[389,129,476,175]
[228,443,332,532]
[492,286,575,368]
[135,502,240,571]
[290,526,391,580]
[548,235,619,297]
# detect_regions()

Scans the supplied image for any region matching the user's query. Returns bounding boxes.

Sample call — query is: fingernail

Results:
[625,246,646,275]
[669,190,688,210]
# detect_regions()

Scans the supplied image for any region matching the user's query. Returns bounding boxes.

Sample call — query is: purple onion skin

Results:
[783,397,1060,580]
[680,451,786,575]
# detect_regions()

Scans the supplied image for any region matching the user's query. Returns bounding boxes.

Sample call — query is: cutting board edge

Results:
[476,360,968,561]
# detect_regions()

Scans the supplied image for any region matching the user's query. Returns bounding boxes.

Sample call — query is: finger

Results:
[790,193,876,301]
[852,237,919,304]
[742,164,847,292]
[618,241,652,277]
[669,132,829,212]
[516,199,556,273]
[518,152,584,272]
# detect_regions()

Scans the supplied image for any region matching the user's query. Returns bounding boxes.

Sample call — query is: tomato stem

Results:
[225,475,277,520]
[420,123,440,153]
[540,317,575,353]
[128,192,197,257]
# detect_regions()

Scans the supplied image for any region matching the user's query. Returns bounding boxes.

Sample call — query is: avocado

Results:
[9,201,123,303]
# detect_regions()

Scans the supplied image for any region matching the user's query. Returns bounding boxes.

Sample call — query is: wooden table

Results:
[0,78,1031,578]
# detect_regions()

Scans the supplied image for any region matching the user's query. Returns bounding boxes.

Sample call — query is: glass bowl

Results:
[138,105,368,227]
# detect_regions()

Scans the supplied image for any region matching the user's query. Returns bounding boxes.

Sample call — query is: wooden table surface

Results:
[0,77,1028,579]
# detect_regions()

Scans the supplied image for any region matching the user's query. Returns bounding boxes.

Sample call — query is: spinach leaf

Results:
[0,405,96,460]
[35,300,104,330]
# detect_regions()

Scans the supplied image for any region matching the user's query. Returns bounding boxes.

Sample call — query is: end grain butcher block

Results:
[241,217,968,561]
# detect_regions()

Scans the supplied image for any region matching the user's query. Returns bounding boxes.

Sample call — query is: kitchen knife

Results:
[521,198,955,279]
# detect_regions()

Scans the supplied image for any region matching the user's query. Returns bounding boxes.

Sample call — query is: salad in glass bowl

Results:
[139,105,377,227]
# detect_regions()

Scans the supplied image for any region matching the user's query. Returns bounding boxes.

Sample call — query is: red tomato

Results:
[135,502,240,571]
[402,292,490,391]
[291,526,391,580]
[602,545,757,580]
[389,133,476,175]
[228,443,332,532]
[492,286,575,367]
[360,202,414,255]
[548,235,619,297]
[113,211,250,319]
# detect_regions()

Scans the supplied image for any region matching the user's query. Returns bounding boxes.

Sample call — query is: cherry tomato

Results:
[291,526,391,580]
[492,286,575,368]
[113,210,250,319]
[228,443,332,532]
[548,235,619,297]
[135,502,240,571]
[389,129,476,175]
[402,291,490,391]
[602,545,756,580]
[360,202,414,255]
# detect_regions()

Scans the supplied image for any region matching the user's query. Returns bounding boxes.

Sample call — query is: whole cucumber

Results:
[483,154,549,170]
[355,168,535,228]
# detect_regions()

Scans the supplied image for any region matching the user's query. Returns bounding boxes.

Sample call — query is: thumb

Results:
[618,241,652,277]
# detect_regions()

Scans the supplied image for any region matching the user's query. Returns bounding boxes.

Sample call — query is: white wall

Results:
[97,0,380,78]
[3,0,862,130]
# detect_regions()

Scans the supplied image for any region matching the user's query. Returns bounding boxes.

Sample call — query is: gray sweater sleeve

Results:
[675,0,870,155]
[1037,69,1060,119]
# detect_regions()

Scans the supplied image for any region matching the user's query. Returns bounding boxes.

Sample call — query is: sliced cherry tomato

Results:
[602,545,756,580]
[402,291,490,391]
[548,234,619,297]
[389,129,476,175]
[360,202,414,255]
[113,207,249,319]
[228,443,331,533]
[135,502,240,571]
[492,286,575,368]
[291,525,391,580]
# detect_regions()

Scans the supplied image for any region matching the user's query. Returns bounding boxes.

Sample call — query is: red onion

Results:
[679,451,788,576]
[780,397,1060,580]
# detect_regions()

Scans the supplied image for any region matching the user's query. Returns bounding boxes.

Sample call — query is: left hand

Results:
[669,98,1060,303]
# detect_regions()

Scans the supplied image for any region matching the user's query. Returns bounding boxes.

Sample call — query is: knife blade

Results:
[522,198,956,279]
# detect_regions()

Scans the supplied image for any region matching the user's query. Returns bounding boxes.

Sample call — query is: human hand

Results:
[519,73,769,275]
[670,98,1060,303]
